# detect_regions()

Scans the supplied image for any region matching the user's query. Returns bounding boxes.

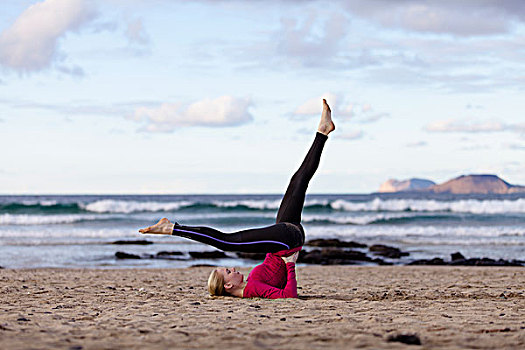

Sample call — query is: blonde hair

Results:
[208,269,226,296]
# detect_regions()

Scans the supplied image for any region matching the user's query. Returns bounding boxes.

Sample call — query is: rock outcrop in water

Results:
[306,239,367,249]
[379,174,525,194]
[235,240,412,265]
[113,242,524,267]
[115,251,141,259]
[379,178,435,192]
[426,174,525,194]
[298,248,390,265]
[369,244,410,259]
[111,240,153,245]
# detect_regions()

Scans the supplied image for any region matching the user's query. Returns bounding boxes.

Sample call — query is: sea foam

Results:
[329,198,525,214]
[5,197,525,215]
[0,214,102,225]
[82,200,193,213]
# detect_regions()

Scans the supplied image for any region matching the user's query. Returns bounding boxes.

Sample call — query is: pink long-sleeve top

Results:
[242,247,301,299]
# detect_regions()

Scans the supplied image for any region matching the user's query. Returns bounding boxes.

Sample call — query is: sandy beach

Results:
[1,266,523,349]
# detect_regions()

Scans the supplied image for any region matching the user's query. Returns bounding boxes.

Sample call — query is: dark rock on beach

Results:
[115,251,141,259]
[306,239,367,249]
[156,251,183,257]
[451,252,465,261]
[237,248,394,265]
[115,250,230,261]
[154,251,185,260]
[387,333,421,345]
[298,248,378,265]
[373,258,394,266]
[407,258,446,266]
[111,240,153,245]
[407,253,525,267]
[189,251,229,259]
[300,239,387,265]
[450,257,524,267]
[369,244,409,259]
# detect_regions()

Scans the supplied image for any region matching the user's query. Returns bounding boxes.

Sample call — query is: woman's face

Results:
[217,267,244,288]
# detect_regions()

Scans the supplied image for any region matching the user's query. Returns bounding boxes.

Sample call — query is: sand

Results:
[1,266,524,349]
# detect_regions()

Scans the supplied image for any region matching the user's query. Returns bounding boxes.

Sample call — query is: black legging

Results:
[172,132,328,253]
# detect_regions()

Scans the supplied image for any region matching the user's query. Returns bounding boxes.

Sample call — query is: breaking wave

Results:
[1,197,525,215]
[0,214,107,225]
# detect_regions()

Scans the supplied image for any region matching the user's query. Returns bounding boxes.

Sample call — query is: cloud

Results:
[507,143,525,150]
[91,20,118,33]
[343,0,525,36]
[425,119,525,133]
[269,9,393,71]
[125,18,149,45]
[293,93,341,116]
[56,64,85,77]
[466,104,484,110]
[406,141,427,147]
[130,96,254,132]
[0,96,253,131]
[512,123,525,133]
[338,130,364,140]
[275,11,350,67]
[0,0,97,73]
[292,93,388,124]
[425,119,505,133]
[359,111,388,123]
[0,97,163,119]
[459,144,491,151]
[177,1,525,94]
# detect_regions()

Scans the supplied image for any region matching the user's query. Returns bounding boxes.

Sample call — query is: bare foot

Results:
[139,218,175,235]
[318,99,335,136]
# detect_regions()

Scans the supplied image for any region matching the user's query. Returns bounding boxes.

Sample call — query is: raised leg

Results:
[276,99,334,224]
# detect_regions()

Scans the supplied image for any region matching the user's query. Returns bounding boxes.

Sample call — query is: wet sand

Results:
[1,266,524,349]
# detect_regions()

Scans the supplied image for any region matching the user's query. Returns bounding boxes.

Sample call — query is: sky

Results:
[0,0,524,194]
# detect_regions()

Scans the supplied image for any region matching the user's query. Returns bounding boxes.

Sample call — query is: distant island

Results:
[379,178,436,192]
[379,174,525,194]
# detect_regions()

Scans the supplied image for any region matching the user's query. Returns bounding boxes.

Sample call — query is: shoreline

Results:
[1,266,524,349]
[4,237,521,270]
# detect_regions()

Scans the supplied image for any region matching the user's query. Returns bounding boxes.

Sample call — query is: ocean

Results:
[1,193,524,268]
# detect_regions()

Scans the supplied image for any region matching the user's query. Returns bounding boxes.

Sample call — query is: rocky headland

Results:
[378,178,435,192]
[426,174,525,194]
[379,174,525,194]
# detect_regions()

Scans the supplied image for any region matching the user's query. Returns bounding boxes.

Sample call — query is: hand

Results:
[281,251,299,264]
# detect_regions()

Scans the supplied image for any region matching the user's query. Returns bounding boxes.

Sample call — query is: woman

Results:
[139,99,335,299]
